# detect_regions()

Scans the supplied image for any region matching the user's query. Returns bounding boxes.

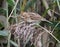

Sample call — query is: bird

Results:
[8,12,52,30]
[20,12,52,24]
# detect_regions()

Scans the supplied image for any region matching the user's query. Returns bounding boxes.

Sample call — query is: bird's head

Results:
[20,12,52,24]
[21,12,37,22]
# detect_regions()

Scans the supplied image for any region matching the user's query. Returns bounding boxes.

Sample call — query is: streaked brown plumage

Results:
[21,12,52,24]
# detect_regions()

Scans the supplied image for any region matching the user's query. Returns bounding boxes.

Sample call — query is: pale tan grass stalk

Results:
[52,21,60,33]
[40,25,60,43]
[7,0,19,21]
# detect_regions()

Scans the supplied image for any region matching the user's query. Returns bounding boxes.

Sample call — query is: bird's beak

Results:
[41,18,53,24]
[45,20,53,24]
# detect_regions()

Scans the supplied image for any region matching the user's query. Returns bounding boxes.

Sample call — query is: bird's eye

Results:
[22,15,24,17]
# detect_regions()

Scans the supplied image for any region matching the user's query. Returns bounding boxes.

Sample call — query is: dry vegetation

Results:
[0,0,60,47]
